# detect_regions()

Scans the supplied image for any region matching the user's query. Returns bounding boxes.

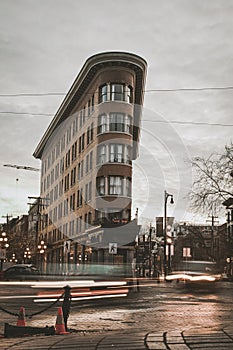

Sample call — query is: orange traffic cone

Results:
[55,307,69,335]
[17,307,26,326]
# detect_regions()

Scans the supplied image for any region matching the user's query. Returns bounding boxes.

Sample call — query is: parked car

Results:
[3,264,41,281]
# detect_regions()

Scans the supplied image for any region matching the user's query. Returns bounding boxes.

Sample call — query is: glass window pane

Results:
[111,84,124,101]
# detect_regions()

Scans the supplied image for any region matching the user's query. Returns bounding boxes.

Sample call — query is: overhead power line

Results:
[1,85,233,97]
[0,109,232,127]
[145,86,233,92]
[0,92,65,97]
[0,111,53,116]
[142,119,233,127]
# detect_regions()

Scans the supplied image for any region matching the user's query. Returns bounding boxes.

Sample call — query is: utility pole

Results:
[206,215,219,258]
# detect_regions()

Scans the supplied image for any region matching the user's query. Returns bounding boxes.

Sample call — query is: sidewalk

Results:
[1,326,233,349]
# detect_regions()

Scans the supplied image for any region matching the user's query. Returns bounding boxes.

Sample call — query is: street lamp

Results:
[164,190,174,277]
[38,240,47,272]
[24,247,32,263]
[0,232,9,270]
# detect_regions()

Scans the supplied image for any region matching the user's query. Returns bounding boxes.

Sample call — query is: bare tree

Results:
[190,142,233,214]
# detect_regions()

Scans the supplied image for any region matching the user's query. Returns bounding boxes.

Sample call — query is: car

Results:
[165,260,222,288]
[3,264,41,281]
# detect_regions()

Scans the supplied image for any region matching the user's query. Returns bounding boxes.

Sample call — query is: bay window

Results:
[110,83,124,101]
[109,113,124,132]
[109,176,123,195]
[109,144,123,163]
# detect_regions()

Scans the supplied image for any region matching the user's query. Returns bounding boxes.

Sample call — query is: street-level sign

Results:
[0,248,6,259]
[183,247,191,258]
[109,243,117,254]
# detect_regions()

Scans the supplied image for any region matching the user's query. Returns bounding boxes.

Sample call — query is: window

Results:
[70,193,75,211]
[98,114,107,134]
[88,99,91,116]
[60,157,64,174]
[66,126,71,145]
[109,113,124,132]
[70,220,75,235]
[126,85,133,103]
[89,151,93,170]
[87,127,90,145]
[55,163,59,180]
[88,212,92,225]
[65,150,70,168]
[91,94,95,112]
[71,142,77,161]
[125,145,132,164]
[96,177,105,196]
[78,161,84,180]
[125,115,132,133]
[64,199,69,216]
[97,144,106,164]
[54,184,58,200]
[59,180,63,196]
[99,84,108,103]
[77,216,82,233]
[109,176,123,195]
[79,108,85,128]
[56,141,60,159]
[87,124,93,145]
[85,213,88,229]
[85,182,92,202]
[81,133,85,151]
[85,183,88,202]
[126,177,132,196]
[109,144,123,163]
[90,122,94,141]
[86,154,89,174]
[88,181,92,201]
[110,84,124,101]
[77,188,83,207]
[64,173,70,191]
[71,167,76,186]
[58,203,63,219]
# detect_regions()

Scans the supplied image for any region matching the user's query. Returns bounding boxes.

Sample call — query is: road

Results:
[0,279,233,332]
[0,279,233,349]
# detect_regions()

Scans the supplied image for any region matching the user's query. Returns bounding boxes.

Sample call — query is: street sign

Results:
[109,243,117,254]
[64,240,71,253]
[0,248,6,259]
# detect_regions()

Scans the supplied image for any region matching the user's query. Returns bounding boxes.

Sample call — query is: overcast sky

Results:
[0,0,232,225]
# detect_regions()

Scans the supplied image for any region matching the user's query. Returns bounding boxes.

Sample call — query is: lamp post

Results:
[24,247,32,264]
[38,240,47,273]
[0,232,9,270]
[164,190,174,277]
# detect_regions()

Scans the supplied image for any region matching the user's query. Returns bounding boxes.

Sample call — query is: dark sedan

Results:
[3,264,40,281]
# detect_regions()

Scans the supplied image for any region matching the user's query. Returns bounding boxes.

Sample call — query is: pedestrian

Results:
[62,285,72,331]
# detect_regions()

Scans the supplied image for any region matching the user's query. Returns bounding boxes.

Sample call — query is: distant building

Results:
[33,52,147,273]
